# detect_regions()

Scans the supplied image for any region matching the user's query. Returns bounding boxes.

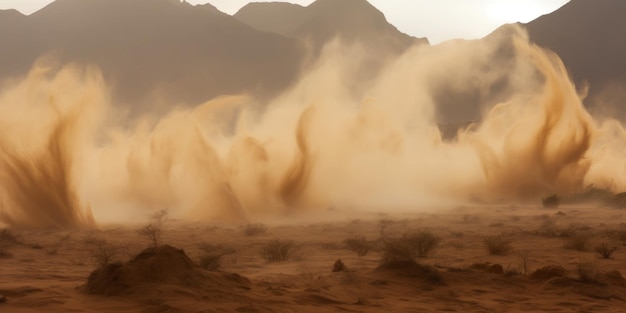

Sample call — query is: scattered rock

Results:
[471,263,503,275]
[332,259,347,272]
[530,265,566,281]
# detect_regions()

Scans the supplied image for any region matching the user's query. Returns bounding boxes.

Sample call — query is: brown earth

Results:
[2,205,626,312]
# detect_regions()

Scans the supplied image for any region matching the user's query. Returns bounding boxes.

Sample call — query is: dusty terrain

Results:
[2,205,626,312]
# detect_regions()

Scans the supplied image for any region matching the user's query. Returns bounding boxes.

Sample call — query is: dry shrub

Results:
[380,230,441,266]
[564,231,591,251]
[450,241,465,251]
[406,230,441,258]
[244,223,267,236]
[542,194,561,208]
[450,231,464,238]
[332,259,347,272]
[197,243,236,271]
[518,250,531,275]
[261,239,297,262]
[151,209,168,224]
[0,228,21,258]
[344,235,372,256]
[577,259,599,283]
[595,242,618,259]
[0,228,21,244]
[86,238,119,268]
[484,236,512,255]
[138,224,162,248]
[534,216,562,237]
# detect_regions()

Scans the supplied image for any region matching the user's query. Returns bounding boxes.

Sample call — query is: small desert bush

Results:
[595,242,618,259]
[344,235,372,256]
[86,238,119,268]
[261,239,297,262]
[244,223,267,236]
[535,216,560,237]
[576,259,599,283]
[406,230,441,258]
[450,231,464,238]
[0,228,21,244]
[380,230,441,266]
[151,209,169,224]
[518,250,531,275]
[484,236,512,255]
[197,243,236,271]
[137,224,162,248]
[564,232,590,251]
[450,241,465,251]
[542,194,561,208]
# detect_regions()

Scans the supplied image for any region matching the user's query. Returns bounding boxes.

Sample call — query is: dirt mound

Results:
[377,261,444,285]
[599,270,626,286]
[531,265,567,281]
[84,245,250,296]
[470,263,504,275]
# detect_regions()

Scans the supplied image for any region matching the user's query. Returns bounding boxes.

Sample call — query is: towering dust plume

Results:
[0,65,101,229]
[0,26,624,228]
[464,38,594,201]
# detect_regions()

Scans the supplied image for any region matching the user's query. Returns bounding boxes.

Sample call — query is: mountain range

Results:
[0,0,423,113]
[524,0,626,117]
[0,0,624,121]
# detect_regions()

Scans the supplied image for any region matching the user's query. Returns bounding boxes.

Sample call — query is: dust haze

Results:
[0,26,623,229]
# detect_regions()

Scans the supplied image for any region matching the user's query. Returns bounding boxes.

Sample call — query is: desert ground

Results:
[2,204,626,313]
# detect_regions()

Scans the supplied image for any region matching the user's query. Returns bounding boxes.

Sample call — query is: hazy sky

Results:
[0,0,569,43]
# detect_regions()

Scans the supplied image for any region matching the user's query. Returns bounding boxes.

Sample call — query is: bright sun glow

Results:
[486,2,544,23]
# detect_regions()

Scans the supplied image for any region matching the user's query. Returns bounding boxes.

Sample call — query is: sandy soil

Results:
[2,205,626,312]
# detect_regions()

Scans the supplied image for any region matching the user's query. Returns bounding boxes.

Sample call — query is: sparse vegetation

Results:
[576,259,599,283]
[519,250,531,275]
[450,231,464,238]
[197,242,236,271]
[152,209,169,224]
[0,228,21,244]
[450,241,465,251]
[484,235,512,255]
[564,232,590,251]
[406,230,441,258]
[261,239,297,262]
[86,238,119,268]
[138,224,163,248]
[0,228,21,258]
[594,242,618,259]
[344,235,372,256]
[332,259,347,272]
[542,194,561,208]
[244,223,267,236]
[379,229,441,266]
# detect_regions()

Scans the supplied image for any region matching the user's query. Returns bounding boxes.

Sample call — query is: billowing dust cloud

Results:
[0,26,624,228]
